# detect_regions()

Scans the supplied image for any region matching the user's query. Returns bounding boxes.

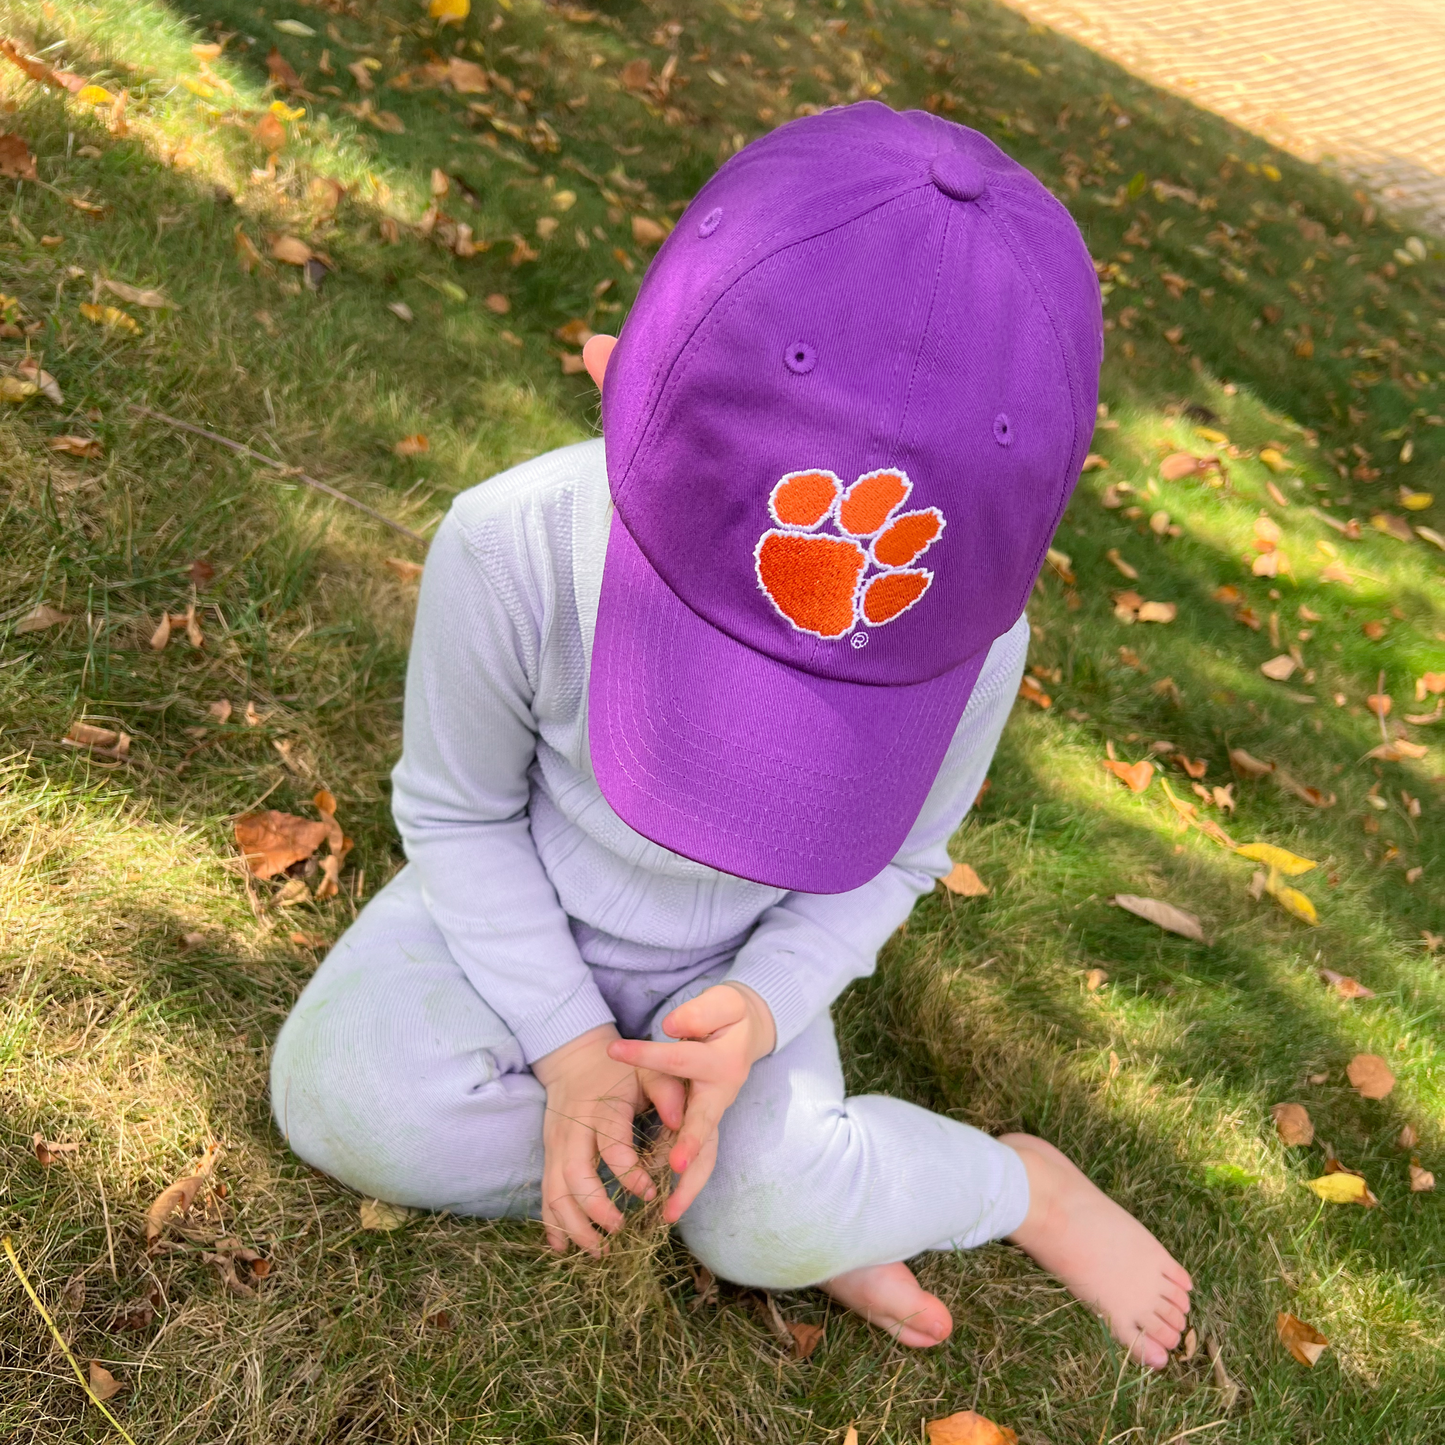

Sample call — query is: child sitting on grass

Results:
[271,102,1192,1366]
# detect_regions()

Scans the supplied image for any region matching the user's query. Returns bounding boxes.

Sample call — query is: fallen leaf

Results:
[1017,676,1051,708]
[1366,693,1392,720]
[1366,739,1428,762]
[1136,600,1177,624]
[446,56,489,93]
[149,612,171,650]
[1174,755,1207,780]
[145,1141,222,1246]
[15,603,68,634]
[1159,451,1215,482]
[1318,968,1374,999]
[360,1198,414,1230]
[387,301,413,323]
[926,1411,1018,1445]
[1229,748,1275,779]
[0,375,38,403]
[1112,894,1204,941]
[942,862,989,896]
[1267,874,1318,925]
[88,1360,122,1401]
[0,132,37,180]
[1371,512,1414,544]
[32,1133,81,1166]
[1082,452,1109,471]
[631,215,667,246]
[270,235,313,266]
[1084,967,1107,991]
[1179,1327,1198,1362]
[101,278,174,309]
[1398,1124,1419,1149]
[1362,619,1388,641]
[1305,1171,1376,1206]
[429,0,471,22]
[787,1321,825,1360]
[1235,843,1316,875]
[274,18,316,36]
[1259,447,1289,474]
[79,302,141,334]
[1416,525,1445,550]
[1410,1163,1435,1192]
[1274,771,1336,808]
[1206,1336,1240,1408]
[1271,1103,1313,1146]
[266,46,303,90]
[207,700,232,724]
[385,557,424,581]
[108,1288,160,1332]
[1149,508,1170,536]
[1260,654,1298,681]
[1103,547,1138,579]
[48,434,103,458]
[1276,1313,1328,1366]
[393,433,428,457]
[234,811,329,878]
[1346,1053,1394,1100]
[1102,757,1154,792]
[62,721,130,760]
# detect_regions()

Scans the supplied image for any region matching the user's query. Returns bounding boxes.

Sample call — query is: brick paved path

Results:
[1007,0,1445,232]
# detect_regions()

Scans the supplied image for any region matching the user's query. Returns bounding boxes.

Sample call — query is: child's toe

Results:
[1165,1261,1194,1292]
[1154,1299,1188,1333]
[1161,1281,1191,1315]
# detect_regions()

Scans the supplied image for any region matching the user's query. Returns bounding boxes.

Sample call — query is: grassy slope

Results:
[0,0,1442,1440]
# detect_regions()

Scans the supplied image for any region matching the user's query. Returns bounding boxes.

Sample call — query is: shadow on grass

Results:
[1,0,1443,1440]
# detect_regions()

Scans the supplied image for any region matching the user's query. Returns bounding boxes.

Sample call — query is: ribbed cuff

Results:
[723,954,812,1054]
[511,981,617,1065]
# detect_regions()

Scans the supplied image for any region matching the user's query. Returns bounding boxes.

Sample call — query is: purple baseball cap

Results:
[589,102,1102,894]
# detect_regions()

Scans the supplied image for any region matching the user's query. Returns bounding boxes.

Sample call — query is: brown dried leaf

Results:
[1260,654,1298,681]
[1102,758,1154,793]
[926,1412,1018,1445]
[1084,967,1107,991]
[1398,1124,1419,1149]
[88,1360,122,1401]
[385,557,424,581]
[393,433,428,457]
[145,1141,222,1246]
[786,1320,824,1360]
[1271,1103,1314,1147]
[1112,894,1204,941]
[1017,676,1051,709]
[63,721,130,760]
[942,862,989,897]
[48,434,103,458]
[1136,600,1177,624]
[101,277,175,310]
[1159,452,1215,482]
[234,811,329,878]
[270,235,313,266]
[1410,1162,1435,1192]
[1346,1053,1394,1100]
[15,603,69,634]
[32,1132,81,1167]
[1366,693,1392,719]
[1229,748,1274,779]
[1318,968,1374,999]
[631,215,667,246]
[1276,1313,1328,1367]
[0,131,38,180]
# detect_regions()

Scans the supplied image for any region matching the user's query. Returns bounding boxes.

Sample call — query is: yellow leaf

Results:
[76,84,113,104]
[942,862,989,897]
[359,1198,414,1230]
[429,0,470,20]
[1266,872,1318,925]
[78,302,140,333]
[1235,843,1317,876]
[0,375,38,402]
[926,1412,1018,1445]
[1400,490,1433,511]
[270,99,305,121]
[1196,427,1228,444]
[1304,1171,1373,1205]
[181,76,216,99]
[1259,447,1289,473]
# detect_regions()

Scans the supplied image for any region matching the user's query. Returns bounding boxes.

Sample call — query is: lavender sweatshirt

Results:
[390,439,1027,1064]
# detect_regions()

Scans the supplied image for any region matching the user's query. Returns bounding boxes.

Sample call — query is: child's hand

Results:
[607,983,776,1223]
[531,1023,685,1255]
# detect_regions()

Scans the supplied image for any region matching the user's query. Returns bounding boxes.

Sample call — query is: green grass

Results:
[1,0,1443,1440]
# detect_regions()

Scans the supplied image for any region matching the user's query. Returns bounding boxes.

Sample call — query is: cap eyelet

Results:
[784,341,816,375]
[993,412,1014,447]
[697,206,723,238]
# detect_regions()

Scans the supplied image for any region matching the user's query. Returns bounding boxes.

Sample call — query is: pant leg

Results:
[270,865,545,1217]
[676,1010,1031,1290]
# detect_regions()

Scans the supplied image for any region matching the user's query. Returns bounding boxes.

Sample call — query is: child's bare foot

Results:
[821,1261,952,1348]
[1001,1133,1192,1369]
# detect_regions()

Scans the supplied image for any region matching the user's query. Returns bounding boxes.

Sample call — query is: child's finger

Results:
[547,1174,609,1254]
[565,1157,627,1235]
[668,1083,726,1179]
[598,1133,655,1202]
[608,1037,718,1082]
[661,985,744,1040]
[640,1068,687,1131]
[664,1132,719,1222]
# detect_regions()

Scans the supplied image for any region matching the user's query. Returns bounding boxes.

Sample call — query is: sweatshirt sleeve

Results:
[723,615,1029,1052]
[389,508,616,1063]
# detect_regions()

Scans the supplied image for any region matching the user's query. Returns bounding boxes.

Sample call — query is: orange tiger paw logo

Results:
[754,468,944,639]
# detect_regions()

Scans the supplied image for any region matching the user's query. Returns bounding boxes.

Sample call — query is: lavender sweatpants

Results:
[269,865,1030,1289]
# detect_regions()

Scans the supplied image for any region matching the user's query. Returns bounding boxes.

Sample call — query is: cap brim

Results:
[588,511,989,893]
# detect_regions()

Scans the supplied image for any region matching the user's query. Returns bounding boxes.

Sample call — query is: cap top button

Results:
[930,152,986,203]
